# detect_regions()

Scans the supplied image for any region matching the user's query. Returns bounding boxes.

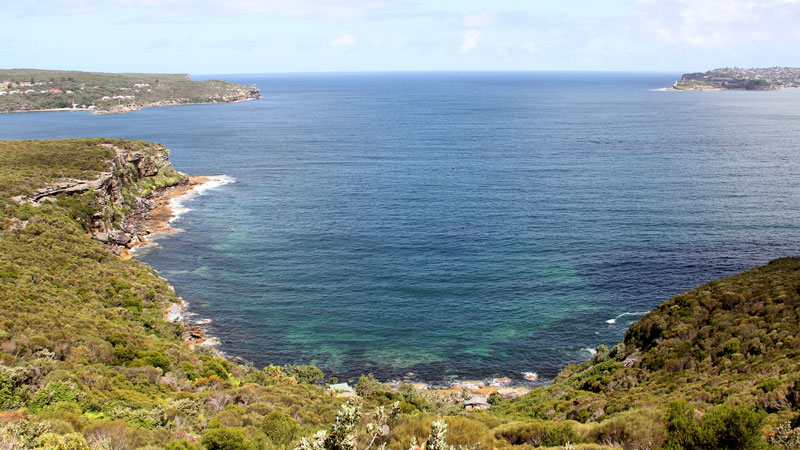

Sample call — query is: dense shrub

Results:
[284,365,324,385]
[261,410,300,447]
[354,374,383,397]
[201,426,256,450]
[663,402,766,450]
[165,440,199,450]
[586,408,666,450]
[493,420,581,447]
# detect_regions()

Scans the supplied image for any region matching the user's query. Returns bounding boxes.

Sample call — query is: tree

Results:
[355,374,383,397]
[284,365,324,384]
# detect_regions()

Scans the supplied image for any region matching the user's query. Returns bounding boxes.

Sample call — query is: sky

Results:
[2,0,799,74]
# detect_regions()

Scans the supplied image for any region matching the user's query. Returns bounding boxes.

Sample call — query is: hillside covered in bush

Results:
[1,139,799,450]
[0,69,259,114]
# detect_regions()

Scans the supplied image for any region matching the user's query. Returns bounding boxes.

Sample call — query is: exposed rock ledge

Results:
[12,142,184,256]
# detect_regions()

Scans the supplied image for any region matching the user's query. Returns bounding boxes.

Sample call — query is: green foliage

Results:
[284,365,324,385]
[493,420,581,447]
[33,432,90,450]
[355,374,384,398]
[166,439,200,450]
[585,408,666,450]
[262,410,301,447]
[202,426,257,450]
[664,401,766,450]
[28,381,84,413]
[0,139,113,198]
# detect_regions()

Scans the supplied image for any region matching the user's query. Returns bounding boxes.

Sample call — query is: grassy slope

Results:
[1,139,798,449]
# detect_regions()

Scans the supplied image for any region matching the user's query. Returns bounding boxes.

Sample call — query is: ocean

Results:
[3,72,800,384]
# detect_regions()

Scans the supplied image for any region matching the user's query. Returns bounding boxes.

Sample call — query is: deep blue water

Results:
[3,72,800,384]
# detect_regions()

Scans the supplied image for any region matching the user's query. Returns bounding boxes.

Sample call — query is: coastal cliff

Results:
[9,139,187,255]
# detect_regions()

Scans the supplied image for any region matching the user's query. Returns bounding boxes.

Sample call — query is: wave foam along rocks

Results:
[169,175,235,225]
[606,311,648,324]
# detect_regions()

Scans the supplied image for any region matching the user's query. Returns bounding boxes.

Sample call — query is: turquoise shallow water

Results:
[2,72,800,384]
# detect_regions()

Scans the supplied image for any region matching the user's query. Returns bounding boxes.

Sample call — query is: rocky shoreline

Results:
[94,93,259,115]
[124,176,228,353]
[13,142,226,353]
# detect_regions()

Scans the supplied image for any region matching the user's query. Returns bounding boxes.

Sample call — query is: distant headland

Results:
[0,68,259,114]
[673,67,800,91]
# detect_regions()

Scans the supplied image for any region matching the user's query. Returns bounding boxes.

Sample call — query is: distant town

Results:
[674,67,800,91]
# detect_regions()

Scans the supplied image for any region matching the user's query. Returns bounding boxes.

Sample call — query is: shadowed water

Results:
[2,72,800,384]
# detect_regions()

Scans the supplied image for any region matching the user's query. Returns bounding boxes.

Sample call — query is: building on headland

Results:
[328,383,357,398]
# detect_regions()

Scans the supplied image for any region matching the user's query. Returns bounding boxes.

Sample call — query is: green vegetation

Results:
[1,138,800,449]
[0,69,259,114]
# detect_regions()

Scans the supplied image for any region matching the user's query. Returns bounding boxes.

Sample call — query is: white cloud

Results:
[14,0,393,19]
[331,33,358,47]
[522,41,537,53]
[636,0,800,47]
[462,12,497,28]
[458,30,482,54]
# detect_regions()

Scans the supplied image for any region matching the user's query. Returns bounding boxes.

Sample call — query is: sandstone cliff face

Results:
[19,142,185,255]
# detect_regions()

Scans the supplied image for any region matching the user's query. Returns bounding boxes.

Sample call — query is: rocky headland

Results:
[7,139,221,350]
[673,66,800,91]
[0,68,260,114]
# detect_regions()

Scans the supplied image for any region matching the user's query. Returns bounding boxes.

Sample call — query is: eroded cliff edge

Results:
[9,139,190,255]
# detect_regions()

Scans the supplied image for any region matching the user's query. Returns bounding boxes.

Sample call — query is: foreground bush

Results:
[664,402,766,450]
[585,408,666,450]
[494,420,581,447]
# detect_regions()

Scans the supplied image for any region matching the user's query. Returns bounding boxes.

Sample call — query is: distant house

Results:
[328,383,357,398]
[48,89,63,93]
[464,396,490,411]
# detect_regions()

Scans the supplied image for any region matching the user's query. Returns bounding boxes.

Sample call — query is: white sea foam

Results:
[521,371,538,381]
[169,175,235,225]
[606,311,648,324]
[582,347,597,356]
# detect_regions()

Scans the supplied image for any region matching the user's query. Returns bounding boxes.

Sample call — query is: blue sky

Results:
[2,0,799,74]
